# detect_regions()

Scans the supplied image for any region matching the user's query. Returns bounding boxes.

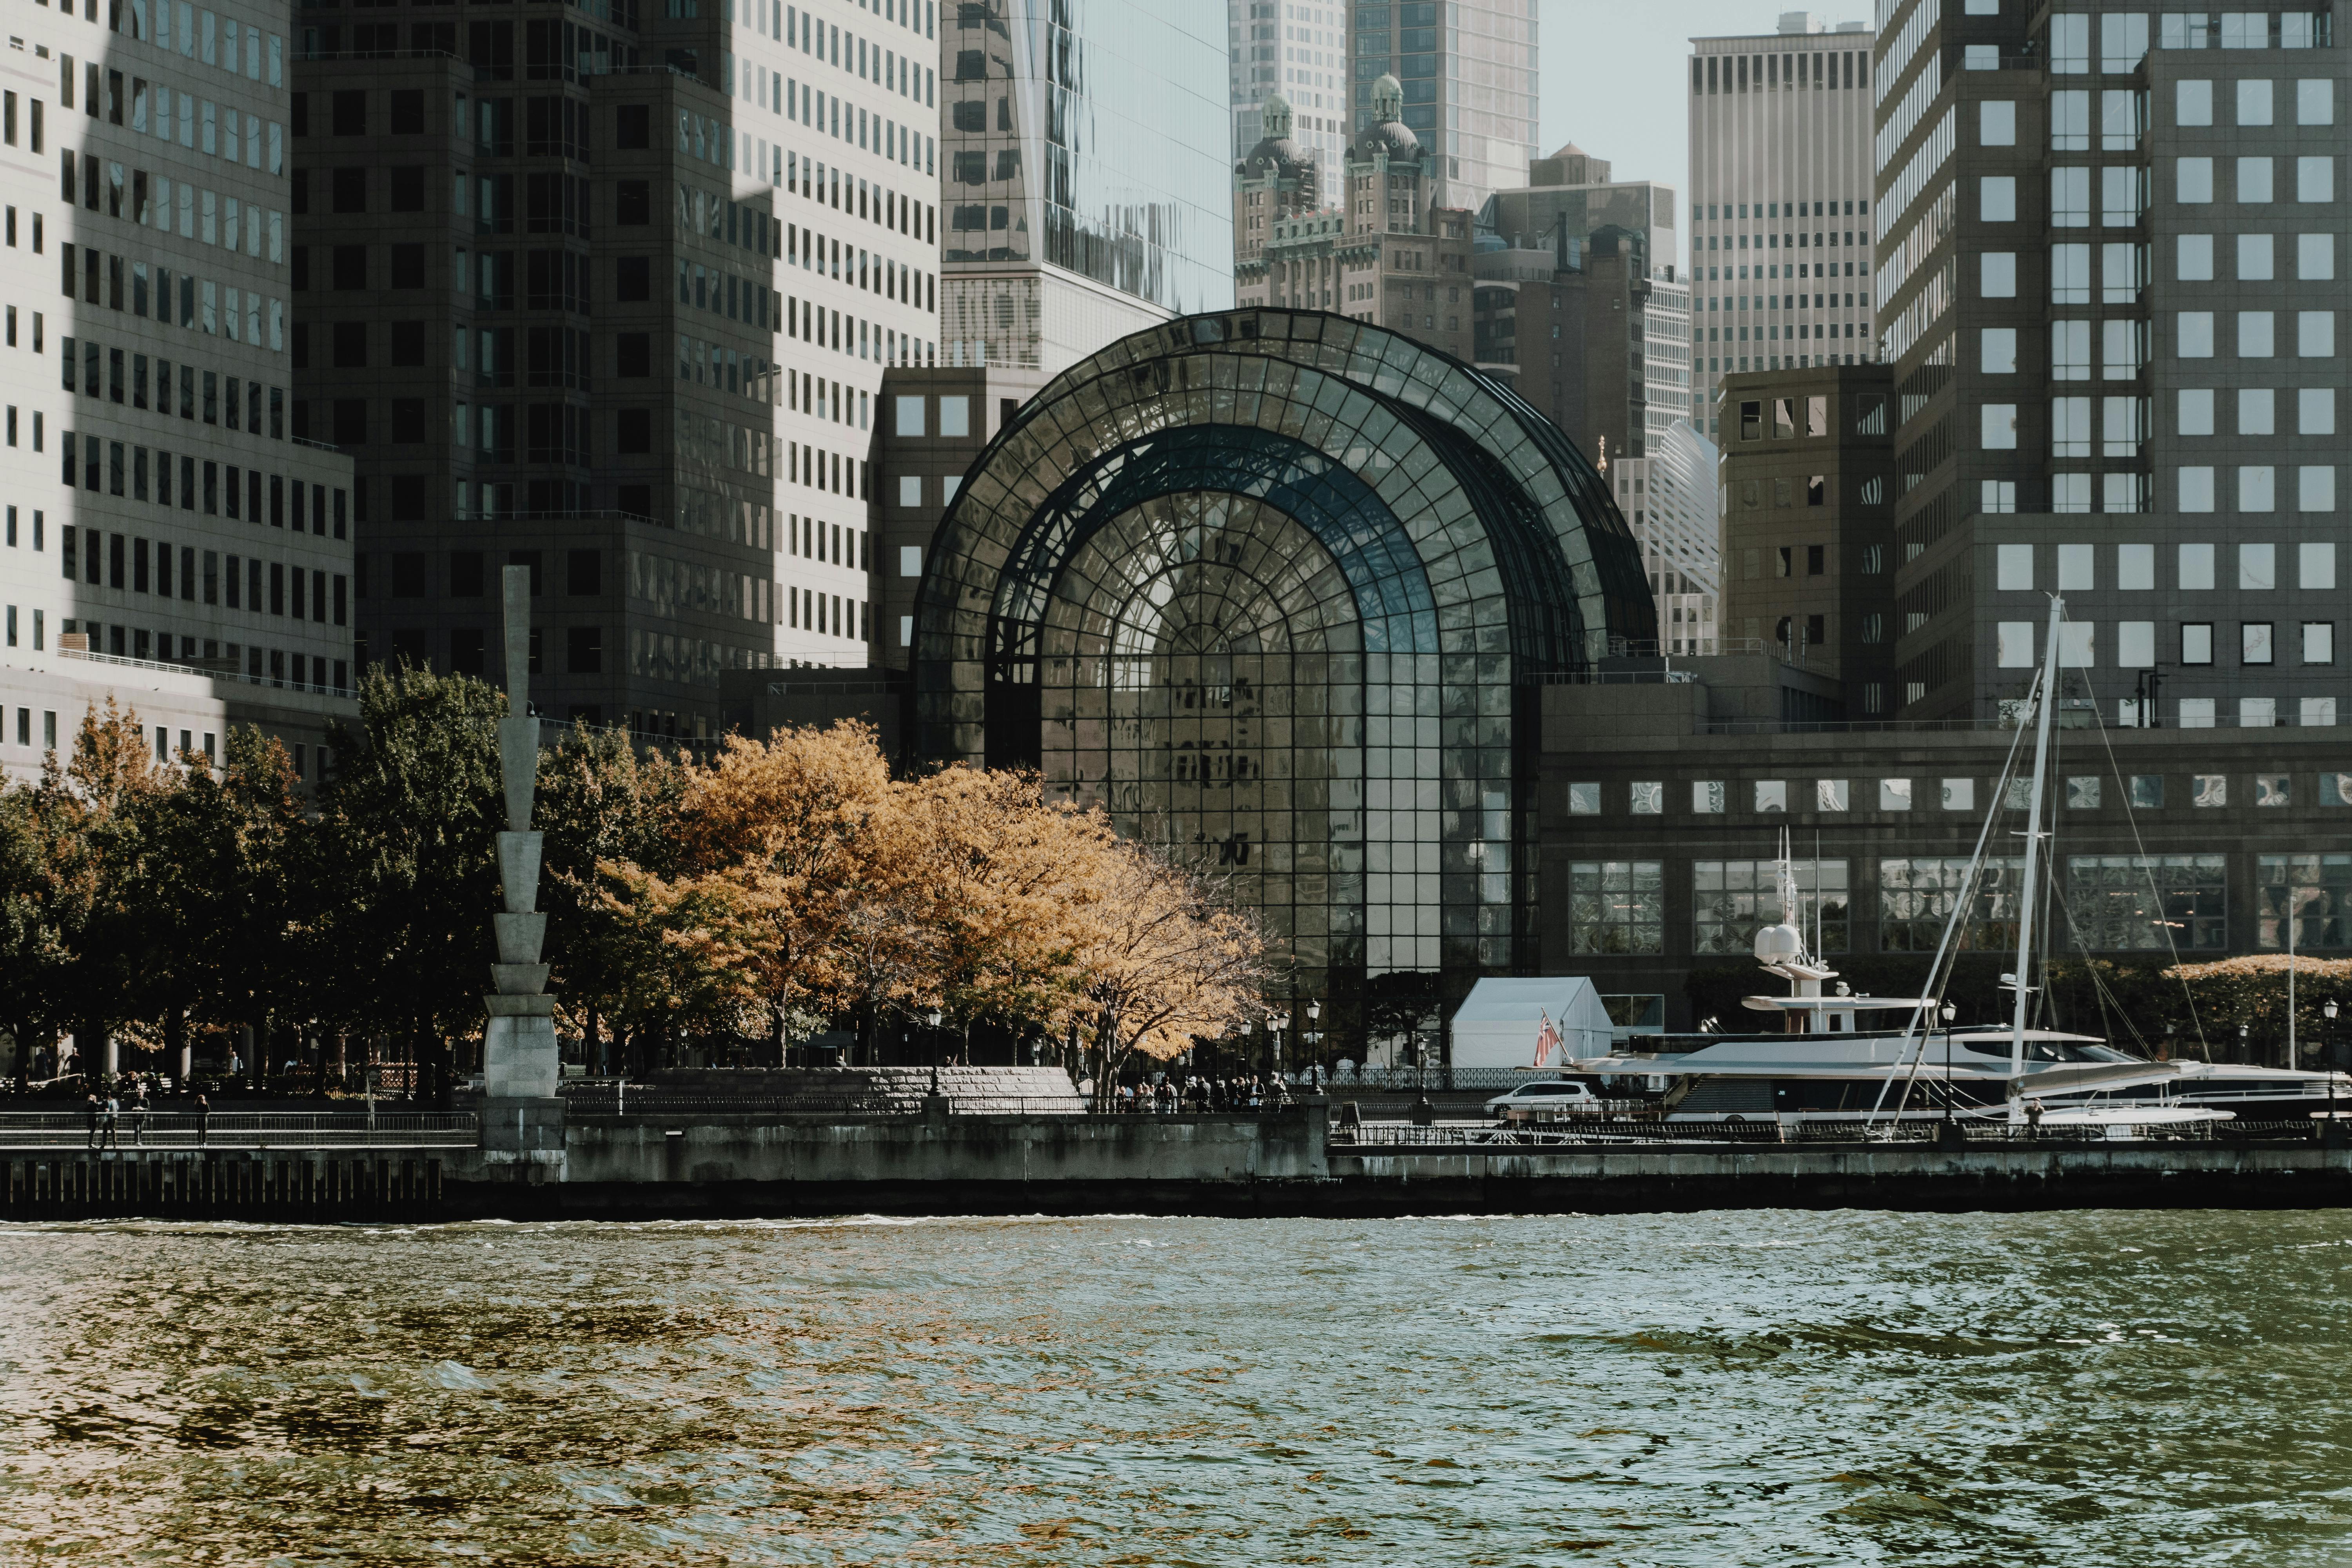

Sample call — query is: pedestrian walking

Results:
[100,1093,120,1150]
[193,1091,211,1148]
[84,1094,101,1150]
[130,1080,150,1147]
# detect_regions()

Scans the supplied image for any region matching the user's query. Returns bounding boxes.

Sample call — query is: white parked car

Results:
[1483,1081,1601,1120]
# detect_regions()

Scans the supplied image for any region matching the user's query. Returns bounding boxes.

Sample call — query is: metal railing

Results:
[0,1112,477,1149]
[561,1087,1086,1117]
[56,648,352,701]
[1331,1116,2330,1149]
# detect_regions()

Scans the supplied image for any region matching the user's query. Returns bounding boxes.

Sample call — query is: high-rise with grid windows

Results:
[1686,14,1879,441]
[1,0,358,788]
[290,0,942,737]
[1871,1,2350,728]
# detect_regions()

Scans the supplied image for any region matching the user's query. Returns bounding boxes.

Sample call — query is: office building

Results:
[1687,13,1877,440]
[1229,0,1348,204]
[1347,0,1537,215]
[1873,1,2352,728]
[1469,223,1650,464]
[940,0,1231,375]
[1468,151,1693,442]
[1716,362,1895,701]
[908,305,1653,1006]
[1234,79,1472,362]
[1541,653,2352,1030]
[1472,153,1705,648]
[2,0,358,786]
[291,0,941,728]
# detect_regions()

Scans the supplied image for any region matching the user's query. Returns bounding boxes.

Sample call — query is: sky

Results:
[1535,0,1875,251]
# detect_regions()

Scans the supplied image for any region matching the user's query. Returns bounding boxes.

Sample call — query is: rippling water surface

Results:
[0,1210,2348,1564]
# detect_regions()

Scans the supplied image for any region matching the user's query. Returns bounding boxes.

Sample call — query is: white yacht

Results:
[1573,597,2347,1133]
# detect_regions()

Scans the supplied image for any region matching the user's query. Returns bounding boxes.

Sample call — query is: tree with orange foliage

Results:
[1063,840,1271,1106]
[604,721,899,1060]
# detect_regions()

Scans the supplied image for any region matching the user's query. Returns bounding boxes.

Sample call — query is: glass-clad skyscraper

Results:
[941,0,1233,372]
[911,307,1651,1003]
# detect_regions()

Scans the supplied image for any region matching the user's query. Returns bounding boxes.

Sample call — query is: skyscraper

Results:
[939,0,1232,374]
[1229,0,1349,205]
[4,0,358,786]
[1686,13,1877,441]
[1346,0,1539,216]
[1874,2,2350,728]
[291,0,942,733]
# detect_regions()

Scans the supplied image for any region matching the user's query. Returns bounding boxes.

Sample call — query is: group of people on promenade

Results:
[83,1082,211,1148]
[1110,1072,1321,1113]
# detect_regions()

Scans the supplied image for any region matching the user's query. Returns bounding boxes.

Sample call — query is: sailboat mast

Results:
[2010,595,2067,1109]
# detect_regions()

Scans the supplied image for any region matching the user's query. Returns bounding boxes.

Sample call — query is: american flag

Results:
[1532,1009,1562,1067]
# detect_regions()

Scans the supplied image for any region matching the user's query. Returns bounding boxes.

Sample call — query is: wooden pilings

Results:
[0,1152,445,1220]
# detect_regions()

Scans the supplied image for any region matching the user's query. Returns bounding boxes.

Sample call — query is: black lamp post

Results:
[927,1008,944,1098]
[2326,1000,2340,1141]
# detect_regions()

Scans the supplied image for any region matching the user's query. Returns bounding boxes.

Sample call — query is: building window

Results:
[1879,857,2024,952]
[1694,859,1850,956]
[2066,855,2227,950]
[1629,781,1663,815]
[2260,855,2352,949]
[1567,860,1664,955]
[1567,781,1601,815]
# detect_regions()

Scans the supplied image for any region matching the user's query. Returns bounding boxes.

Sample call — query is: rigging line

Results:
[2073,622,2214,1062]
[1869,664,2043,1129]
[2044,876,2158,1057]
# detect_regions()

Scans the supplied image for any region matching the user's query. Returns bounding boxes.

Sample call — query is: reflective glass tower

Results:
[911,306,1652,1004]
[940,0,1234,372]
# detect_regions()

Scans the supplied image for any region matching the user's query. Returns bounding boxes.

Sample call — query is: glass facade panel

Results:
[2065,854,2229,950]
[914,307,1652,1005]
[940,0,1234,368]
[1693,860,1851,955]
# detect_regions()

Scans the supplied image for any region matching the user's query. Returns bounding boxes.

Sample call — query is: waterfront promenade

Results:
[1,1080,2344,1221]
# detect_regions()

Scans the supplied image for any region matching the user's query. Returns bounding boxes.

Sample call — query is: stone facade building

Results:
[1717,361,1898,710]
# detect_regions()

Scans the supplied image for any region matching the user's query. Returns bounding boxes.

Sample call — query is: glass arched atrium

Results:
[913,309,1652,1004]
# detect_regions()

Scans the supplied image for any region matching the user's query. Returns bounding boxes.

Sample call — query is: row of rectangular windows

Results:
[1566,769,2347,818]
[1557,850,2352,956]
[58,435,343,537]
[54,524,345,626]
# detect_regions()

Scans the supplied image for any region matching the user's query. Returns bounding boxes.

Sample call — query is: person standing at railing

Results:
[99,1094,120,1150]
[129,1080,150,1147]
[192,1092,211,1147]
[84,1093,102,1150]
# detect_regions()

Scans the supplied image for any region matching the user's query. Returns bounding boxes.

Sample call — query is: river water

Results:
[0,1210,2346,1565]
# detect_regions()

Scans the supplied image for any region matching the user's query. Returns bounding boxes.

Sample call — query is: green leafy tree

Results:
[535,724,690,1070]
[311,665,505,1094]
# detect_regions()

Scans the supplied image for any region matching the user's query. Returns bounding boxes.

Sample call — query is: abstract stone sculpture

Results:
[480,566,564,1151]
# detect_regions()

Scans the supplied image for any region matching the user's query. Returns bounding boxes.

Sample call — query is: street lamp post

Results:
[2239,1022,2252,1065]
[2326,1000,2340,1143]
[927,1009,944,1098]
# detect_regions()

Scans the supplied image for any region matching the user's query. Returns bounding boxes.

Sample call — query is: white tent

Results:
[1447,977,1615,1070]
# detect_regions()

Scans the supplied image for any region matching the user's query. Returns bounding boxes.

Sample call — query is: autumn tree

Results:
[1066,840,1270,1105]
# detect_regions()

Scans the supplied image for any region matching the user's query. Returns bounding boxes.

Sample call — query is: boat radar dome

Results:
[1753,922,1806,963]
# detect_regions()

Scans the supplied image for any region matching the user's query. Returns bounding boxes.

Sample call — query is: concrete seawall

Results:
[431,1105,2352,1219]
